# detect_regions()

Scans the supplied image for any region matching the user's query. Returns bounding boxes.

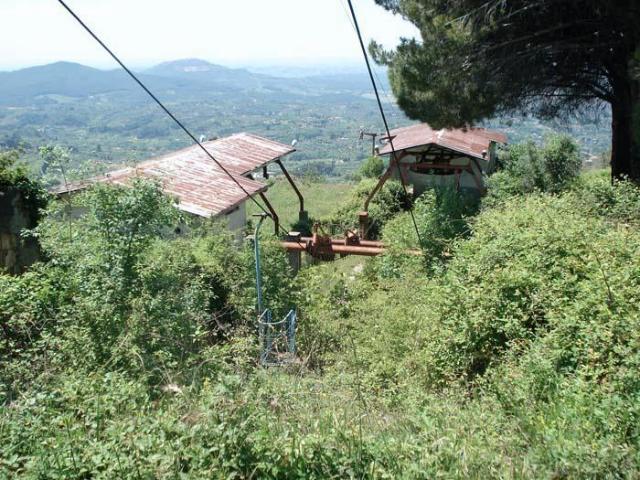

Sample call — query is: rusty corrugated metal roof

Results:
[199,132,295,174]
[51,132,294,218]
[378,123,507,159]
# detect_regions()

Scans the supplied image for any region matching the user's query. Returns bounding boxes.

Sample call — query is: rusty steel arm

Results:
[363,164,393,211]
[275,159,304,213]
[259,192,279,235]
[281,241,384,257]
[299,236,384,248]
[363,151,408,211]
[281,241,421,257]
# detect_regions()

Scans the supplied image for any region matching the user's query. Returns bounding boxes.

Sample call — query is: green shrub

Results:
[487,134,582,205]
[375,186,480,276]
[3,167,640,478]
[327,178,411,239]
[573,169,640,225]
[0,149,48,223]
[358,156,385,179]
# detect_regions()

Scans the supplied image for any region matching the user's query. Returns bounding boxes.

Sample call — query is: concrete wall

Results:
[0,187,41,274]
[221,202,247,242]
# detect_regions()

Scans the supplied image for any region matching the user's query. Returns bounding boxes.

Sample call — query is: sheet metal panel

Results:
[379,123,507,159]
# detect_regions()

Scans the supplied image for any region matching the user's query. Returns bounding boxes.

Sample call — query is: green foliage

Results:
[358,156,385,179]
[328,178,411,238]
[573,169,640,225]
[487,135,582,204]
[378,186,480,276]
[3,170,640,478]
[0,149,48,218]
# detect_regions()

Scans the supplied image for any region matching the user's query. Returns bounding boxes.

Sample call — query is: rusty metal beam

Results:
[259,192,279,235]
[281,241,385,257]
[411,162,471,171]
[363,151,410,212]
[299,236,384,248]
[281,241,422,257]
[275,159,304,213]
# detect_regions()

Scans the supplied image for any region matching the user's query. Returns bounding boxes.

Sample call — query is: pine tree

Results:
[372,0,640,181]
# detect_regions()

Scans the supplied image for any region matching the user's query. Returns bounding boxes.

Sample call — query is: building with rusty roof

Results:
[52,132,298,235]
[376,123,507,196]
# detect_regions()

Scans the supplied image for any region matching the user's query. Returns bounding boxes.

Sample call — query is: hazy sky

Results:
[0,0,418,70]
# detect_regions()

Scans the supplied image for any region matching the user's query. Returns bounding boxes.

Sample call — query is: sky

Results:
[0,0,419,71]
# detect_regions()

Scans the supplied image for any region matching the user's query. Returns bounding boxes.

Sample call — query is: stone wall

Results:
[0,187,41,274]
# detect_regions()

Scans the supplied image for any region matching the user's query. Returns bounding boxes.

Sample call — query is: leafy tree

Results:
[371,0,640,181]
[359,155,385,179]
[488,134,582,199]
[0,149,48,224]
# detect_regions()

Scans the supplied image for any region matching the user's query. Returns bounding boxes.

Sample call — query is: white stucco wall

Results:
[221,202,247,242]
[58,192,248,241]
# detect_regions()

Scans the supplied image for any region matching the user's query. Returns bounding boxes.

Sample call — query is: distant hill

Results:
[145,59,266,86]
[0,59,379,106]
[0,62,181,105]
[0,59,611,178]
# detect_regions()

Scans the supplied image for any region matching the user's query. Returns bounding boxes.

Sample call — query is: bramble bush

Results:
[486,134,582,205]
[1,180,296,400]
[328,178,411,239]
[357,155,385,179]
[3,168,640,478]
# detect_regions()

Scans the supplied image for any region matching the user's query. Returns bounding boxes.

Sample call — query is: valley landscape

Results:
[2,0,639,478]
[0,58,612,183]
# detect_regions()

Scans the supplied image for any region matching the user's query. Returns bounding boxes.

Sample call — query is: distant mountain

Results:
[0,59,378,106]
[144,59,377,93]
[144,58,273,90]
[0,61,186,105]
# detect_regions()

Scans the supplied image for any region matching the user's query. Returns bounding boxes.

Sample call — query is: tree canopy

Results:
[372,0,640,181]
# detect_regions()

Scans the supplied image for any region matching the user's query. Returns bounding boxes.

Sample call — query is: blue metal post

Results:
[253,213,269,314]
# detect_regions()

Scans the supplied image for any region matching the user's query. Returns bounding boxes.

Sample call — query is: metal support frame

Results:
[259,192,279,236]
[259,308,297,366]
[275,159,307,223]
[363,151,408,212]
[469,158,488,195]
[252,213,268,315]
[360,131,379,157]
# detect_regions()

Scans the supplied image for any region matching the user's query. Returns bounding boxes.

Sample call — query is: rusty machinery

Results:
[281,223,419,261]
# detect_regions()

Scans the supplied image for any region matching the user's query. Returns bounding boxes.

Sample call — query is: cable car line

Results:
[56,0,296,241]
[345,0,424,246]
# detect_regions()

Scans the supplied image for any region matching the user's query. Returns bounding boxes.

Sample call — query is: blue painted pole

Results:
[253,213,269,314]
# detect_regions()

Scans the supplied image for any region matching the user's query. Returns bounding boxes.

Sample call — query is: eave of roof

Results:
[378,123,507,160]
[50,132,290,218]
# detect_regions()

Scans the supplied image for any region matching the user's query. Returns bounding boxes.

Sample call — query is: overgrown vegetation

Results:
[0,150,48,218]
[328,178,412,238]
[487,134,583,202]
[2,136,640,477]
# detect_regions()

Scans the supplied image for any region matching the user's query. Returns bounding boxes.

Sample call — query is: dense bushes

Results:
[357,155,385,179]
[0,180,295,401]
[328,178,411,238]
[296,177,640,476]
[3,167,640,477]
[487,134,582,204]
